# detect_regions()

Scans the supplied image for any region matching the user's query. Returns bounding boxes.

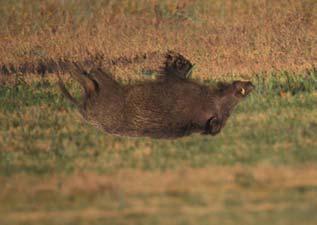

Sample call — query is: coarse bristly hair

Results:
[58,61,254,139]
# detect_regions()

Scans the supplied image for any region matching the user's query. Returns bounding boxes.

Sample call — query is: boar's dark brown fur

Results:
[58,61,254,139]
[158,50,194,79]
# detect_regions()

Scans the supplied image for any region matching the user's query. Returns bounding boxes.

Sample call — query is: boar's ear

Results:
[216,81,231,91]
[232,80,243,87]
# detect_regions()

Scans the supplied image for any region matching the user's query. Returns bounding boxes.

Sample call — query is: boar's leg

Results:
[159,51,194,79]
[202,117,223,136]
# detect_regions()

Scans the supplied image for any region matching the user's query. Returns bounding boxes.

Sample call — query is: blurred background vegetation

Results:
[0,0,316,78]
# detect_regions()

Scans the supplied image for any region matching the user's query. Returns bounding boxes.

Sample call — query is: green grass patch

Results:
[0,71,316,176]
[0,71,317,225]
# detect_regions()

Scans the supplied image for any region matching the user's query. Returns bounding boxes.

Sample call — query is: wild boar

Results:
[58,63,254,139]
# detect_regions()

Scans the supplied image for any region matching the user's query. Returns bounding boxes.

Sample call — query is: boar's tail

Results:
[57,61,120,113]
[57,72,80,108]
[57,62,99,113]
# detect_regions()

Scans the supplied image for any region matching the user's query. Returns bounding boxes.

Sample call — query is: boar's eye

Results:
[240,88,246,95]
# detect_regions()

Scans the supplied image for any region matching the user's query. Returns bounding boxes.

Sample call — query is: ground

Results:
[1,72,317,225]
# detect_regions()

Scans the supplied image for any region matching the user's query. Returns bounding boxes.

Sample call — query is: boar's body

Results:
[58,62,253,139]
[84,77,218,138]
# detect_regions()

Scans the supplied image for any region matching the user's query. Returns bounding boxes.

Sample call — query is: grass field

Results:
[1,70,317,225]
[0,0,316,77]
[1,0,317,225]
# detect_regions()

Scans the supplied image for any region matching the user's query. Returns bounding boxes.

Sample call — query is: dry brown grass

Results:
[3,165,317,195]
[2,165,317,223]
[0,0,316,79]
